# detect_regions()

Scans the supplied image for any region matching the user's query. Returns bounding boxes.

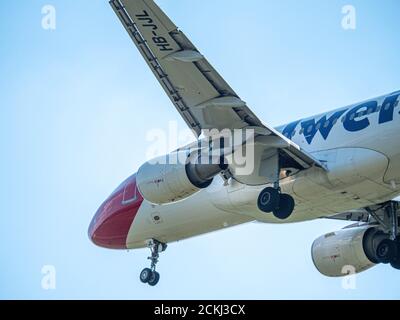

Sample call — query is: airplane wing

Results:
[323,209,371,223]
[110,0,325,175]
[323,201,400,225]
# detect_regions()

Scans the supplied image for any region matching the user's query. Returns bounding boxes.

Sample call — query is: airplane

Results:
[89,0,400,287]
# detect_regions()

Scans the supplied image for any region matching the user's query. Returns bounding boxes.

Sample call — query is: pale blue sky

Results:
[1,0,400,299]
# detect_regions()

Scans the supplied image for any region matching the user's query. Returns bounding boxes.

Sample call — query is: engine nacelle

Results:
[137,151,227,205]
[311,226,389,277]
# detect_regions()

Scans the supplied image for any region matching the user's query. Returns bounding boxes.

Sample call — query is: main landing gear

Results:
[366,201,400,270]
[140,239,167,286]
[257,186,295,220]
[256,151,295,220]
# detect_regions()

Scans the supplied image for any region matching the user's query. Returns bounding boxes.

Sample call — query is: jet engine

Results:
[311,226,399,277]
[136,151,228,205]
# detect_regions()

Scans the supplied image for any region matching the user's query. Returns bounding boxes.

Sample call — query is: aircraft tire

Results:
[273,194,295,220]
[258,187,280,213]
[148,271,160,286]
[390,241,400,269]
[376,239,397,264]
[140,268,153,283]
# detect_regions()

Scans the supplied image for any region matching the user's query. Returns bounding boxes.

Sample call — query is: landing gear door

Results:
[229,139,281,186]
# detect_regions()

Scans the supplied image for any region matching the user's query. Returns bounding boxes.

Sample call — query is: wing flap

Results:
[160,60,219,107]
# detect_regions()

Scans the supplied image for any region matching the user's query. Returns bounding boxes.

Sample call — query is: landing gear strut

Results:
[256,150,295,220]
[140,239,167,286]
[257,184,295,220]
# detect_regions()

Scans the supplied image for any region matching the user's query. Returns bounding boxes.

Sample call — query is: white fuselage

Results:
[127,91,400,249]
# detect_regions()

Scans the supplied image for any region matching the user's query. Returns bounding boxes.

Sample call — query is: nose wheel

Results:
[139,239,167,287]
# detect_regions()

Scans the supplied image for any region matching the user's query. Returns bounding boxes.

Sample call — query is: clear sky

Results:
[1,0,400,299]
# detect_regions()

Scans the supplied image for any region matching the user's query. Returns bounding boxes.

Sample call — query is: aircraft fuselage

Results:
[89,91,400,250]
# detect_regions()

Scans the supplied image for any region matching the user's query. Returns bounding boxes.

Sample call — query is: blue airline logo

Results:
[282,93,400,144]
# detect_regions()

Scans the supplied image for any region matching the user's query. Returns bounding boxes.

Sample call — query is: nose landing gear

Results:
[139,239,167,287]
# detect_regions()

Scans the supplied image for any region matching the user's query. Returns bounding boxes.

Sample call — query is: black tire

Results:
[140,268,153,283]
[376,239,397,264]
[148,271,160,286]
[273,194,295,220]
[390,241,400,270]
[390,258,400,270]
[258,187,280,213]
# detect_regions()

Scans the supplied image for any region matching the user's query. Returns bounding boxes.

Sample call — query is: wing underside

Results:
[110,0,325,176]
[324,201,400,226]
